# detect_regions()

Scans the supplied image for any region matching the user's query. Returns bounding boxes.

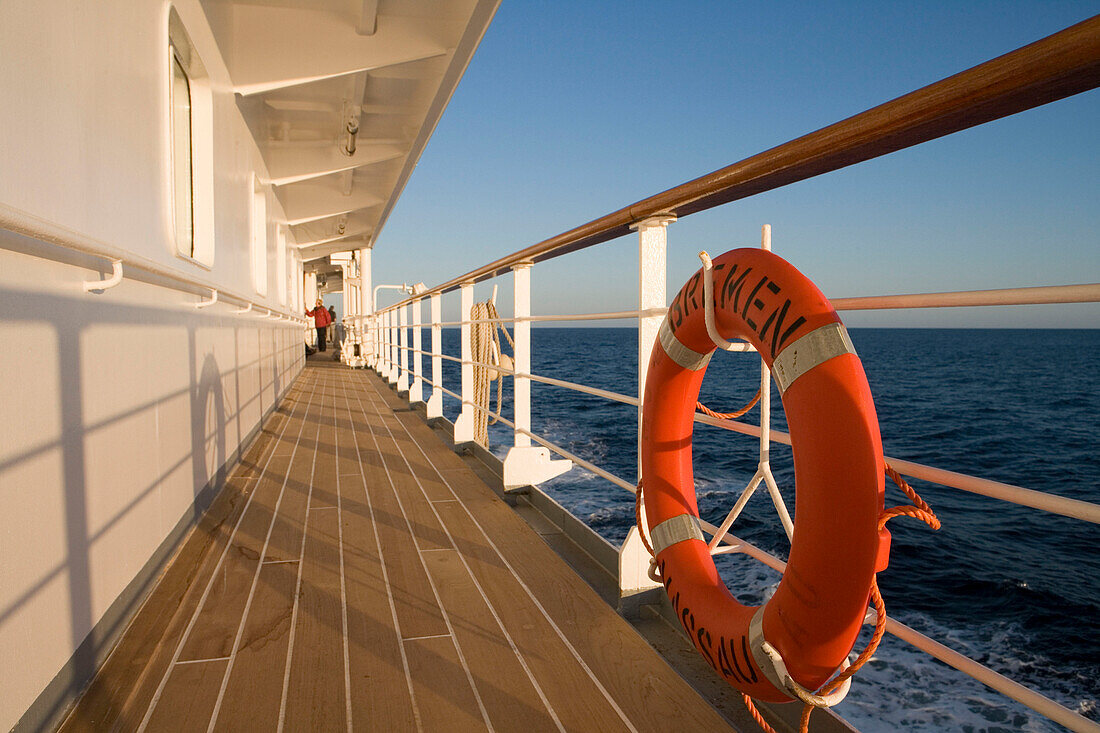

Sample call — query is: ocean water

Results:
[434,327,1099,731]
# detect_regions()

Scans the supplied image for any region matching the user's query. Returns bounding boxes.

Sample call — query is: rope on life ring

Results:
[638,247,939,732]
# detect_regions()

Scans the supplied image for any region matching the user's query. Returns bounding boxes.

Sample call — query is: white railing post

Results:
[453,282,475,443]
[388,309,398,384]
[619,214,675,616]
[513,264,532,451]
[427,293,443,418]
[371,313,379,372]
[410,298,424,404]
[380,310,388,377]
[375,311,383,373]
[398,304,410,392]
[359,246,372,368]
[503,263,570,489]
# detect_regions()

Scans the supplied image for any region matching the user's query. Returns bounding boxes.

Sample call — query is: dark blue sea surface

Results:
[435,328,1099,731]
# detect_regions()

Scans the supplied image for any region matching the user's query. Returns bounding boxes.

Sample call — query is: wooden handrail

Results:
[389,15,1099,306]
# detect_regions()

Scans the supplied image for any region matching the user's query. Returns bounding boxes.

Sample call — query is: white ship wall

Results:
[0,2,305,729]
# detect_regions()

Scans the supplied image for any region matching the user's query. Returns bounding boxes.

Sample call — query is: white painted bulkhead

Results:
[0,2,305,729]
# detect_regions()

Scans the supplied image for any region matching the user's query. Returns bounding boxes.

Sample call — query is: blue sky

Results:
[370,1,1099,327]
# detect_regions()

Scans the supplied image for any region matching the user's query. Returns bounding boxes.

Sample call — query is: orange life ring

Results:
[641,247,891,703]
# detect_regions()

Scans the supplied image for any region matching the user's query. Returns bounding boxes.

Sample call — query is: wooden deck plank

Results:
[353,402,448,641]
[177,416,306,660]
[338,396,451,553]
[333,395,365,479]
[177,543,261,662]
[359,386,635,731]
[142,379,318,726]
[58,482,243,733]
[341,489,419,731]
[334,381,420,731]
[260,420,317,562]
[143,659,227,732]
[211,559,297,732]
[236,397,295,479]
[404,635,487,733]
[308,393,340,510]
[369,427,452,552]
[421,549,561,733]
[282,507,348,731]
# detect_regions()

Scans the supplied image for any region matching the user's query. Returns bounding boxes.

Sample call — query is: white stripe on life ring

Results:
[658,319,712,372]
[772,322,856,394]
[650,513,705,556]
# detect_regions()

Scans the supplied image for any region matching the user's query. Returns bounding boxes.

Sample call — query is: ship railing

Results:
[355,16,1100,733]
[363,278,1100,731]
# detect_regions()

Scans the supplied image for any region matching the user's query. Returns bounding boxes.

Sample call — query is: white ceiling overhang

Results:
[201,0,499,275]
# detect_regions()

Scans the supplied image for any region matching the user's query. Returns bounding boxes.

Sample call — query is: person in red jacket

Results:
[305,298,332,351]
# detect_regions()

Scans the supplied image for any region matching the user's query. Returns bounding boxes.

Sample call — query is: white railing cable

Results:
[389,345,642,408]
[693,414,1100,524]
[381,334,1100,525]
[522,373,638,408]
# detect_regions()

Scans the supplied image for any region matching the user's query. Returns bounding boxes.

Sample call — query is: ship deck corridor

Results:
[60,356,737,732]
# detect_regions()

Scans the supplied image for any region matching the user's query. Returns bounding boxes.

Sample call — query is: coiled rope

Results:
[470,300,514,446]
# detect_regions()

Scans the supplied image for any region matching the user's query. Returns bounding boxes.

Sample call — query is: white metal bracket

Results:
[195,289,218,309]
[83,259,123,293]
[234,303,253,314]
[502,445,571,489]
[618,488,663,617]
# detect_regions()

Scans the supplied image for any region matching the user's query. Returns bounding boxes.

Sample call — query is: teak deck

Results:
[60,357,737,732]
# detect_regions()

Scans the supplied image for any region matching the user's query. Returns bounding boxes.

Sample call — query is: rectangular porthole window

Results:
[252,175,268,295]
[170,47,193,256]
[169,7,213,266]
[276,226,287,305]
